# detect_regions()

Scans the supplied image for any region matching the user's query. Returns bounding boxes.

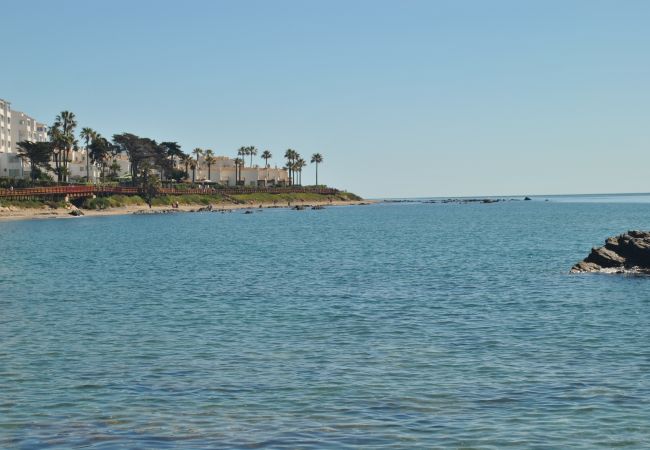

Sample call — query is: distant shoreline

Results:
[0,199,373,222]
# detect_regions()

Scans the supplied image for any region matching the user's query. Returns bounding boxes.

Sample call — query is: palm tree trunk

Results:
[86,146,90,183]
[316,163,318,186]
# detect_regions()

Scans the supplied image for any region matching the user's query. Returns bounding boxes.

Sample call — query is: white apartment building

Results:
[0,98,10,153]
[191,155,289,187]
[0,99,49,179]
[10,110,45,151]
[0,98,21,178]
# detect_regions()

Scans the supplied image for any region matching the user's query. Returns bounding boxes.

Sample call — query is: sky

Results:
[2,0,649,198]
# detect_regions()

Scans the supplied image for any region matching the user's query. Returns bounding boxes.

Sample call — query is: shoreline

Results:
[0,199,374,222]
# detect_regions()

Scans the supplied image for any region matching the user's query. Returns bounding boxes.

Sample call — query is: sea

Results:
[2,194,650,449]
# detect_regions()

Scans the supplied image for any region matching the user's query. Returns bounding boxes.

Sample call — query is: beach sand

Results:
[0,199,373,222]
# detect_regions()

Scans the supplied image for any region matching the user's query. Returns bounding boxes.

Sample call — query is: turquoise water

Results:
[2,200,650,448]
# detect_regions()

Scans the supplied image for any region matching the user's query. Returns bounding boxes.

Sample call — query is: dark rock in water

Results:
[312,205,325,210]
[293,205,305,210]
[69,209,84,216]
[571,230,650,274]
[243,210,253,214]
[133,209,177,215]
[524,196,532,201]
[430,198,507,205]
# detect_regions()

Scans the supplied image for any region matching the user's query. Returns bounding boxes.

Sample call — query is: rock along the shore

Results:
[571,230,650,274]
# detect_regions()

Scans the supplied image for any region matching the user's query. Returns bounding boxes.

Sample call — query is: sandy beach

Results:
[0,199,373,222]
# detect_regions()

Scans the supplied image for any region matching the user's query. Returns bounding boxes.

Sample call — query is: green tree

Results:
[204,149,216,180]
[310,153,323,186]
[89,134,110,180]
[109,160,121,179]
[161,141,183,169]
[52,111,77,182]
[295,158,307,185]
[190,159,197,183]
[17,141,53,183]
[261,150,272,167]
[234,157,244,185]
[177,153,190,179]
[112,133,159,185]
[237,146,247,167]
[248,146,258,167]
[80,127,96,182]
[284,149,299,186]
[139,160,161,207]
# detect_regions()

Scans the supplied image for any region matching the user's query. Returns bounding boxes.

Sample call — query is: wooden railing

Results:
[0,185,340,199]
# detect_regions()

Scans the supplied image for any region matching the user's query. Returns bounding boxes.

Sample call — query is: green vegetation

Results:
[1,190,361,213]
[150,194,227,207]
[232,191,361,203]
[82,195,147,209]
[82,194,227,210]
[0,199,66,209]
[338,192,362,201]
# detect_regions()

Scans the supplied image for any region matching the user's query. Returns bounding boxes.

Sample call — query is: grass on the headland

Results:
[0,199,67,209]
[150,194,228,206]
[2,191,362,211]
[82,194,228,209]
[231,192,362,204]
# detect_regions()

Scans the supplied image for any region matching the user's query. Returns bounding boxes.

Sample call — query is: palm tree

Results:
[180,153,191,179]
[89,134,110,180]
[284,149,299,186]
[204,149,216,180]
[295,158,307,185]
[54,111,77,182]
[234,157,244,185]
[261,150,272,167]
[47,124,63,181]
[237,147,248,168]
[190,159,197,183]
[109,160,121,179]
[248,146,258,167]
[310,153,323,186]
[162,142,183,169]
[80,127,96,182]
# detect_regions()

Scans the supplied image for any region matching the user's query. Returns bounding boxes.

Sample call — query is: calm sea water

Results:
[2,198,650,449]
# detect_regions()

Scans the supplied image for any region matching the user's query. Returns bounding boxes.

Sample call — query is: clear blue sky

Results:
[3,0,649,198]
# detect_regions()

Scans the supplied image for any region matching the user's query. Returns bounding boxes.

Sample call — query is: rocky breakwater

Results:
[571,230,650,274]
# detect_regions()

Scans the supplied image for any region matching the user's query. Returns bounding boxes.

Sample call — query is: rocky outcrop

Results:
[571,231,650,274]
[133,209,178,215]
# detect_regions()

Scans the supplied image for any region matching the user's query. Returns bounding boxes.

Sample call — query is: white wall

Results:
[0,99,11,154]
[0,153,23,178]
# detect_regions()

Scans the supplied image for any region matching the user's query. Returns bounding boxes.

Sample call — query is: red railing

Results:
[0,185,341,199]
